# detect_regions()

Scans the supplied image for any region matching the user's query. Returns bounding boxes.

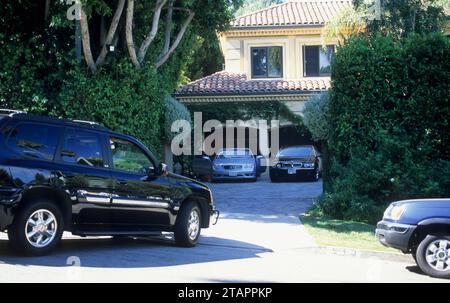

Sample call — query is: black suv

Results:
[0,110,218,255]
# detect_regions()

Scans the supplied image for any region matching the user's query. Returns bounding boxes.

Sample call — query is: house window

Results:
[251,46,283,78]
[303,45,335,77]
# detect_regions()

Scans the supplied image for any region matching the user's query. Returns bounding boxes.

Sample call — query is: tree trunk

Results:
[155,11,195,68]
[125,0,141,68]
[79,7,98,73]
[157,0,174,62]
[45,0,51,21]
[138,0,167,63]
[95,0,126,68]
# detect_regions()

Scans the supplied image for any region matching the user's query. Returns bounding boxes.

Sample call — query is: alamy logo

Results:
[66,0,81,21]
[367,0,382,21]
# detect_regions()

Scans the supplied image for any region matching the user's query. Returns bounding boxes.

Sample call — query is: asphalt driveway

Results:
[209,178,322,216]
[0,178,444,283]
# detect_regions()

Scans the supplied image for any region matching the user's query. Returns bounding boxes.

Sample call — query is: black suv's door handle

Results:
[117,180,128,185]
[52,171,75,179]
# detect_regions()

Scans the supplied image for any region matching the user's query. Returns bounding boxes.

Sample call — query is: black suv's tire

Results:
[174,201,202,247]
[8,201,64,256]
[416,235,450,279]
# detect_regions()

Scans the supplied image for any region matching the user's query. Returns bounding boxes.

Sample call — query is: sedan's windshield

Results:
[278,147,314,158]
[217,148,253,159]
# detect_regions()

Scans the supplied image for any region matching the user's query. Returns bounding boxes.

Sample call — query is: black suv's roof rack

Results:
[0,109,27,116]
[71,119,108,130]
[72,119,101,126]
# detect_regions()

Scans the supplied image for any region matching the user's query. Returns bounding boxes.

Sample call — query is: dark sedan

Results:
[270,145,322,182]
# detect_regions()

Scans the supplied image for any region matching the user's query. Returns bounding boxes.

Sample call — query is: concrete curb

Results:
[297,246,414,263]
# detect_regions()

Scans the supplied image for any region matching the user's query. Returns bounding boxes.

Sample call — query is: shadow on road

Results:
[0,235,270,269]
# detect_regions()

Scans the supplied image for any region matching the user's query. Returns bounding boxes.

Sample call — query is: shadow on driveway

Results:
[0,235,270,269]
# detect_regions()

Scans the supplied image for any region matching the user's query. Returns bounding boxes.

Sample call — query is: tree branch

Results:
[155,11,195,68]
[126,0,141,68]
[79,6,98,73]
[138,0,167,64]
[95,0,126,68]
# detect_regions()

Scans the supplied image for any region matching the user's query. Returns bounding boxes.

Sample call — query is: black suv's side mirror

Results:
[148,163,169,177]
[158,163,169,176]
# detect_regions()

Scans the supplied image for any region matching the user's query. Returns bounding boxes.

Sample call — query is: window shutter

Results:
[304,46,319,77]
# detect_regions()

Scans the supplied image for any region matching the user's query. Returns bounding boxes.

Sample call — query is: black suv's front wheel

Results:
[416,235,450,279]
[174,201,202,247]
[8,201,64,256]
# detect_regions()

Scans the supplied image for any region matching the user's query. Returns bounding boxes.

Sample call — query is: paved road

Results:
[0,179,447,283]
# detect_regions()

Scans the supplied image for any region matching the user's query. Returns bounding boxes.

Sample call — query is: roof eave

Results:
[175,89,327,98]
[227,24,325,31]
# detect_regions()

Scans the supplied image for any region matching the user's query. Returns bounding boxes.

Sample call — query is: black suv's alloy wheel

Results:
[174,201,202,247]
[8,201,64,256]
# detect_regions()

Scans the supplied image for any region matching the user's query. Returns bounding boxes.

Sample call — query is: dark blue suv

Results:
[376,199,450,279]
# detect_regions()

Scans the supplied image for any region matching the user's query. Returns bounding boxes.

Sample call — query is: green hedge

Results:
[58,62,165,154]
[316,33,450,224]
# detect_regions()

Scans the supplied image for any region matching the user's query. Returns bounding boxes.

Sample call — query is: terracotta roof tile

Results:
[175,72,331,97]
[232,0,352,28]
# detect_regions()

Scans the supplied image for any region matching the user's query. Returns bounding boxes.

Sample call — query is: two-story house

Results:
[175,0,352,116]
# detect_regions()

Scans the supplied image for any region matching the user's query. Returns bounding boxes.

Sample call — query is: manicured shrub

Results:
[162,96,192,143]
[58,62,165,154]
[316,33,450,224]
[302,92,331,142]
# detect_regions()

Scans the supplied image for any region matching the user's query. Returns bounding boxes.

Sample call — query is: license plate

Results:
[288,168,297,175]
[229,172,238,177]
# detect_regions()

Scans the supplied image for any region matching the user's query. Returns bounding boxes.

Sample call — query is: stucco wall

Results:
[220,29,338,80]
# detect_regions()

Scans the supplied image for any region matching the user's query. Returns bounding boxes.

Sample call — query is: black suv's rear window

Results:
[7,123,60,160]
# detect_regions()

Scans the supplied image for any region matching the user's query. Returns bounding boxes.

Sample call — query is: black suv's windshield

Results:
[278,147,313,158]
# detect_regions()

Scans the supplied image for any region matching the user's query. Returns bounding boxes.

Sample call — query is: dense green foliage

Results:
[353,0,446,39]
[162,96,192,142]
[58,62,165,151]
[187,101,304,127]
[183,35,224,82]
[313,33,450,223]
[302,92,331,142]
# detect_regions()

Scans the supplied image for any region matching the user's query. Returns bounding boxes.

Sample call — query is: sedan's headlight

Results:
[384,204,406,220]
[303,162,314,168]
[243,164,255,169]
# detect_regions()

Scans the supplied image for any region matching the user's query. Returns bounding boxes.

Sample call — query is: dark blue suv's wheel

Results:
[416,235,450,279]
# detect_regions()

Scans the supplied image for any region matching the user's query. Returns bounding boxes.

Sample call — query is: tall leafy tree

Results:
[76,0,242,73]
[353,0,447,38]
[322,0,447,44]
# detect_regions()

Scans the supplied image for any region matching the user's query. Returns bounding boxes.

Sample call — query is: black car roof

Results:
[8,113,109,131]
[4,113,134,139]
